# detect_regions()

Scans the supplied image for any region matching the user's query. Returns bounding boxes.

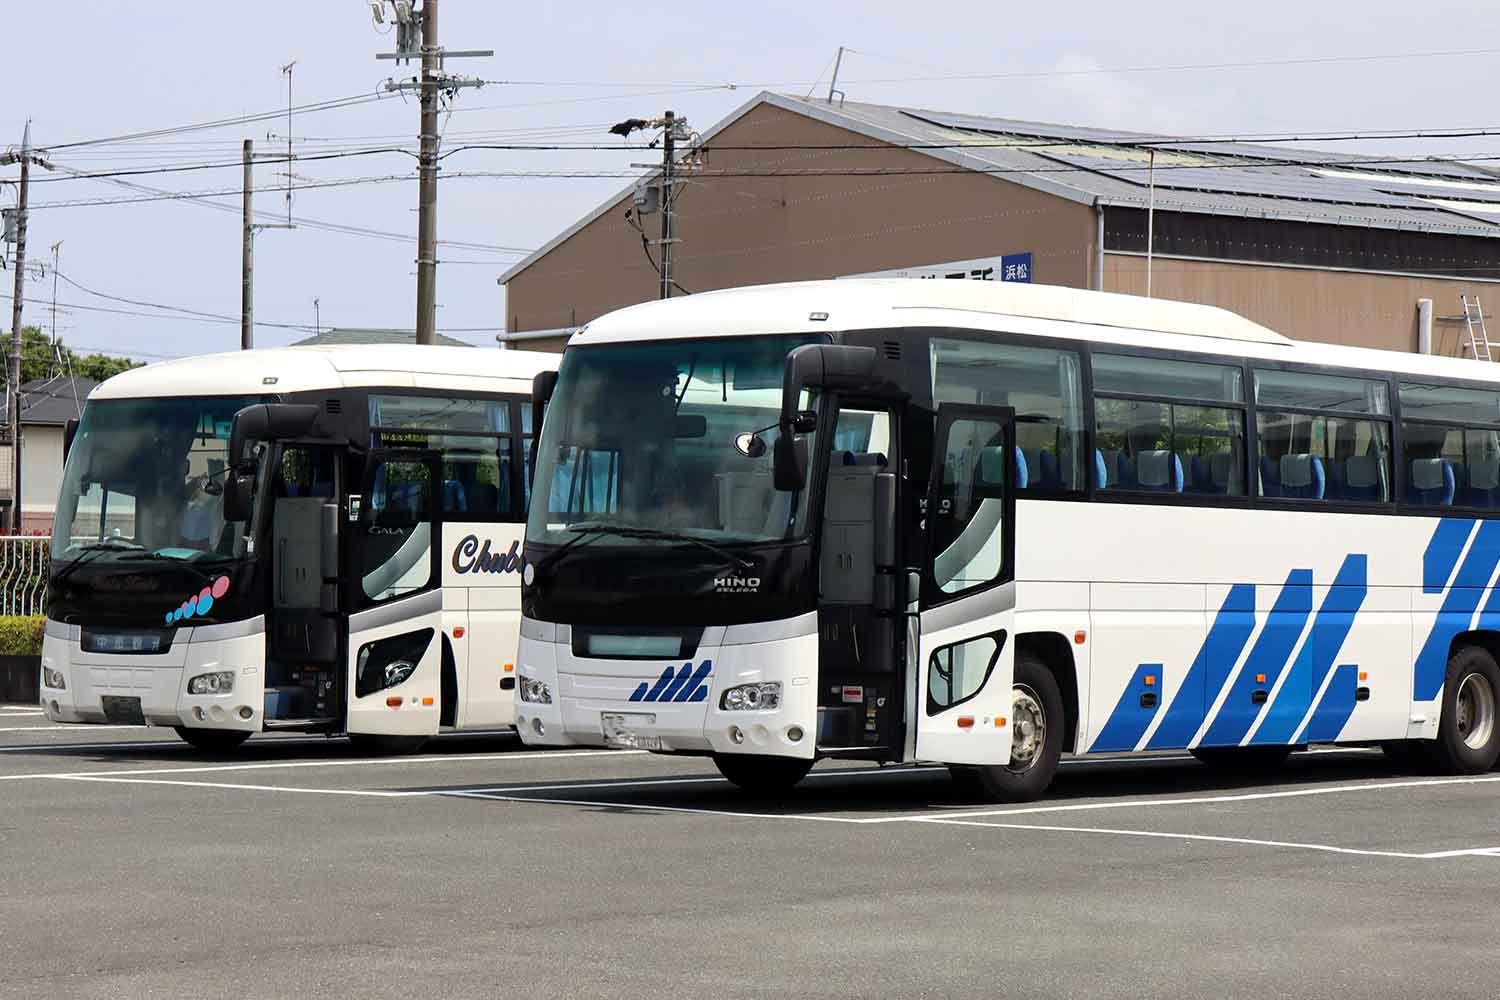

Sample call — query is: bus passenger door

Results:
[915,404,1018,765]
[346,450,444,737]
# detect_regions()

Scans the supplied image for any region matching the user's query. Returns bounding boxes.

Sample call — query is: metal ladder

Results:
[1464,294,1494,362]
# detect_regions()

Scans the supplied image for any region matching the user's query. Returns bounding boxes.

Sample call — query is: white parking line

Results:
[858,773,1500,824]
[916,818,1500,861]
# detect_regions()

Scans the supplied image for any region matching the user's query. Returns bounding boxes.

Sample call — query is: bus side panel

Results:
[1297,586,1410,744]
[1084,583,1205,753]
[442,521,525,730]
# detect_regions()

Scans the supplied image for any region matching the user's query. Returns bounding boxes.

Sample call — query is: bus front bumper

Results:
[38,622,267,733]
[512,615,819,760]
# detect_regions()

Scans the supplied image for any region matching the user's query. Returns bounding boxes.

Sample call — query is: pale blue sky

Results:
[5,1,1498,360]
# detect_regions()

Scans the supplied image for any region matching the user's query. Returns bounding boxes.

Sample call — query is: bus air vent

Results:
[882,340,902,360]
[324,399,342,414]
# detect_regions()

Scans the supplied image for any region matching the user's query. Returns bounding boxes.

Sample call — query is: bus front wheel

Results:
[969,653,1064,803]
[712,753,813,794]
[173,727,251,753]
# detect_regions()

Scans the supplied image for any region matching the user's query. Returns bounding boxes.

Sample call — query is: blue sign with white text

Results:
[1001,252,1033,283]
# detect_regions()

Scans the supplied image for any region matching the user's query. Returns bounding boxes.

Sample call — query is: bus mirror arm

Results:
[778,344,881,429]
[63,418,79,462]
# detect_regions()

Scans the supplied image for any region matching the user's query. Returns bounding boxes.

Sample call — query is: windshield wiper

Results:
[50,541,143,588]
[538,522,754,572]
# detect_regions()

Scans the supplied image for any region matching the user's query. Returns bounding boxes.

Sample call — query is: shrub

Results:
[0,616,45,657]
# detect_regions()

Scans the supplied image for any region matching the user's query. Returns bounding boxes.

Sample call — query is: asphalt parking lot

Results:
[4,704,1500,999]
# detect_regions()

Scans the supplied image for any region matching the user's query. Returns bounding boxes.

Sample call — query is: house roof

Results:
[499,91,1500,286]
[0,375,98,427]
[289,327,478,349]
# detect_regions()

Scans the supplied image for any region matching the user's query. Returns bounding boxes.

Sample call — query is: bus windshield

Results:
[51,395,264,566]
[525,334,825,550]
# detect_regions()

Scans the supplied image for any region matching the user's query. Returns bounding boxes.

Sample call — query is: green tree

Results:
[8,325,140,384]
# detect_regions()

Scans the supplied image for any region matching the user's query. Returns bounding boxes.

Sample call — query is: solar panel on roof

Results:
[900,109,1155,145]
[1034,151,1437,210]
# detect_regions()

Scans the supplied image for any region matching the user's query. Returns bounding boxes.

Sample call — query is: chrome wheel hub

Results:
[1455,671,1496,752]
[1007,684,1046,774]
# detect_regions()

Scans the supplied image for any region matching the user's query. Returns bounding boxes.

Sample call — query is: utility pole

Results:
[242,139,254,350]
[241,134,294,351]
[414,0,440,346]
[612,112,694,300]
[374,0,489,345]
[659,110,676,301]
[2,123,53,534]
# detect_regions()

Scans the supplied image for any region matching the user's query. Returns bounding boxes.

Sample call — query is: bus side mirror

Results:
[229,403,320,471]
[63,418,79,462]
[779,344,879,429]
[530,370,559,493]
[773,432,807,492]
[223,472,254,523]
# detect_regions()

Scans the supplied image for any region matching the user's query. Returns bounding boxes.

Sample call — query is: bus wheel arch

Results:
[1434,639,1500,774]
[1016,631,1079,753]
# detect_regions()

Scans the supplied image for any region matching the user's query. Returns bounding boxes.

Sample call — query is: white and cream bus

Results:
[39,344,554,753]
[516,279,1500,800]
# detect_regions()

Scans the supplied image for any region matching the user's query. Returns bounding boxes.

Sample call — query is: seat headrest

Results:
[1411,458,1449,491]
[1137,450,1177,488]
[1471,457,1500,490]
[1344,455,1380,489]
[1209,452,1233,486]
[1280,454,1317,488]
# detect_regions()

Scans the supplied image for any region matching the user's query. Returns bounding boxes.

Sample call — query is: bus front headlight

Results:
[42,666,65,690]
[518,676,552,704]
[188,671,235,695]
[720,682,781,711]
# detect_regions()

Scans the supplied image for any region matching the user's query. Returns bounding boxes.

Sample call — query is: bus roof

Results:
[90,344,558,401]
[571,279,1500,387]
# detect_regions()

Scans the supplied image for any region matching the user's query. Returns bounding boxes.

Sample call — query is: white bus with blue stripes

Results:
[39,344,555,753]
[516,278,1500,800]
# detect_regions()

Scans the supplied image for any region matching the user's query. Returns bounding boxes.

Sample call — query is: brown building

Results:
[498,92,1500,356]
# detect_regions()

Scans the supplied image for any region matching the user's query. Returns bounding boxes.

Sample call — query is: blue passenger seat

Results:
[1338,455,1382,502]
[1134,450,1184,493]
[1275,454,1325,500]
[1408,458,1455,506]
[1094,449,1109,489]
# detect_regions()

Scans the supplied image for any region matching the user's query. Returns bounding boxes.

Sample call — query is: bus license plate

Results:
[101,695,145,726]
[601,712,660,750]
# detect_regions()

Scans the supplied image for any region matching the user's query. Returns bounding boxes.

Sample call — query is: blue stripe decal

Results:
[671,661,713,702]
[1200,569,1314,747]
[1414,519,1500,700]
[631,666,676,703]
[1089,664,1162,752]
[1299,664,1360,743]
[657,663,696,702]
[1423,518,1477,594]
[1145,584,1256,750]
[1252,555,1368,746]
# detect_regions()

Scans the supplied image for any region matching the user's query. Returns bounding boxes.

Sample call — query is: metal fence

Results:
[0,536,49,617]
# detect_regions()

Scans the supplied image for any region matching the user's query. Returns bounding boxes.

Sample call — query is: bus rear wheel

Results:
[348,733,430,756]
[712,753,813,794]
[969,653,1064,803]
[1433,645,1500,774]
[173,727,251,753]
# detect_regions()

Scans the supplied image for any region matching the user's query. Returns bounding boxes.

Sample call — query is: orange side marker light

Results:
[386,696,402,708]
[504,663,514,673]
[1073,631,1087,645]
[957,716,975,730]
[996,717,1007,728]
[422,696,434,706]
[1144,675,1157,687]
[1255,673,1267,684]
[452,627,465,638]
[1359,671,1368,682]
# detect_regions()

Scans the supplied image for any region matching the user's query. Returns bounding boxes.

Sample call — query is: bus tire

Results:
[348,733,430,756]
[173,727,251,753]
[971,652,1064,803]
[712,753,813,794]
[1433,645,1500,774]
[1189,746,1293,770]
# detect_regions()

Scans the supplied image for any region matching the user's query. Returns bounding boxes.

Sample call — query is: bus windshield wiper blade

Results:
[50,541,142,587]
[577,525,755,570]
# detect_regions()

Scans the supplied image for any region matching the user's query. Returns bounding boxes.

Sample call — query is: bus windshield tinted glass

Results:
[51,396,263,565]
[526,335,825,548]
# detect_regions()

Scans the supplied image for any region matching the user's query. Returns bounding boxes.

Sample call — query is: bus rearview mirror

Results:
[773,432,807,491]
